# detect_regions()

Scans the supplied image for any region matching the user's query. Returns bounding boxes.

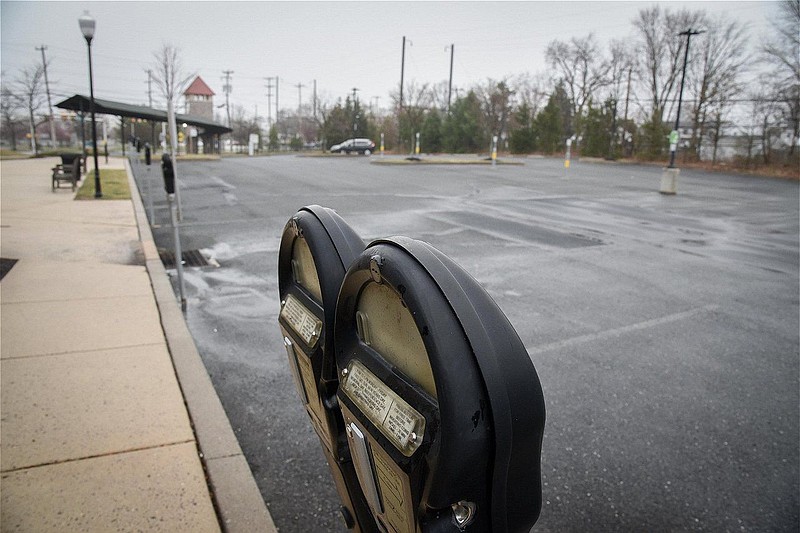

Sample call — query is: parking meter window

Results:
[355,281,437,399]
[291,235,322,303]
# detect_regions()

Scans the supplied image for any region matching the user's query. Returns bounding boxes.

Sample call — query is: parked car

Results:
[330,138,376,155]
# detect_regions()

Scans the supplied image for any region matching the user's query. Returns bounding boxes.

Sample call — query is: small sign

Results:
[669,130,679,145]
[280,294,322,347]
[342,360,425,456]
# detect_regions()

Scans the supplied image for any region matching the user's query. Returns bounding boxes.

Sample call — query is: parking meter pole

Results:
[380,132,384,157]
[492,135,498,167]
[145,144,154,225]
[145,167,154,225]
[168,193,187,311]
[415,132,420,155]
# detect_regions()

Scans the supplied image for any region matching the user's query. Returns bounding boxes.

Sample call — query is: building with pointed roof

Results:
[184,76,215,120]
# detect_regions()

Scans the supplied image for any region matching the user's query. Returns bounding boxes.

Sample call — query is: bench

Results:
[51,154,83,192]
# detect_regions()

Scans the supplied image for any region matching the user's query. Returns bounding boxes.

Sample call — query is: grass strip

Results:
[75,168,131,200]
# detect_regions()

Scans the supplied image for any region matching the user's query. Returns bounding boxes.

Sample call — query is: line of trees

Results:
[300,2,796,169]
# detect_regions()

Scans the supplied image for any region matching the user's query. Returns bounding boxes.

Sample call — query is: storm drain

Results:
[159,249,212,268]
[0,258,18,281]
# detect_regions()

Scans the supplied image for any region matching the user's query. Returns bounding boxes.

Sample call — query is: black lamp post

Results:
[668,28,704,169]
[79,11,101,198]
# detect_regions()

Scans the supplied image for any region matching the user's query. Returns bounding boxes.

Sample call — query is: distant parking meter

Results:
[277,206,376,532]
[334,237,545,532]
[145,143,152,166]
[161,153,175,195]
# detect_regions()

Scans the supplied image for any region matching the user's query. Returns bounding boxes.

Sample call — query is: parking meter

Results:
[277,206,377,532]
[161,153,175,195]
[145,143,152,166]
[334,237,545,532]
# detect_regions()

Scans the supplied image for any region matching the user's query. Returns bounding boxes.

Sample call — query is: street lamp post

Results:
[660,27,703,195]
[668,28,704,169]
[79,11,101,198]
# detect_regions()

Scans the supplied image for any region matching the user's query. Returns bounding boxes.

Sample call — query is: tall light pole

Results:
[668,28,704,169]
[79,11,101,198]
[352,87,359,139]
[446,44,454,113]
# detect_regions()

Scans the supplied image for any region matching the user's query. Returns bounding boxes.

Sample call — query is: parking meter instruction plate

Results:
[342,361,425,457]
[281,294,322,348]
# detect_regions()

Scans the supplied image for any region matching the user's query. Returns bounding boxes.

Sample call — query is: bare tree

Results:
[1,80,22,151]
[150,44,195,216]
[150,44,195,151]
[686,14,750,159]
[474,78,515,140]
[511,72,551,118]
[762,0,800,156]
[633,6,707,123]
[545,33,610,137]
[14,65,46,155]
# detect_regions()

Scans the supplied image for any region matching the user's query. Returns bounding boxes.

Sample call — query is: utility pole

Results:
[313,79,317,121]
[264,77,275,129]
[296,82,306,138]
[222,70,234,127]
[446,43,454,113]
[668,28,704,169]
[352,87,359,139]
[623,65,632,156]
[399,36,407,113]
[36,45,57,149]
[275,76,279,124]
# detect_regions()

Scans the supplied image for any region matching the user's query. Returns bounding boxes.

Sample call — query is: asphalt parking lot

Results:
[132,154,799,532]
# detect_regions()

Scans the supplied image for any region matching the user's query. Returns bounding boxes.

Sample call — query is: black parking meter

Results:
[161,153,175,195]
[145,143,152,166]
[334,237,545,532]
[136,138,142,153]
[277,206,377,532]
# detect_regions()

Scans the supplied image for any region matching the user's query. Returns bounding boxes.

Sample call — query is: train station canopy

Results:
[55,94,232,135]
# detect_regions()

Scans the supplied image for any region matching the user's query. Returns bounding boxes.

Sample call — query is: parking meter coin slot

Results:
[347,421,383,516]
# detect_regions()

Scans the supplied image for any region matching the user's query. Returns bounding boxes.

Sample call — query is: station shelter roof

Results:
[55,94,231,135]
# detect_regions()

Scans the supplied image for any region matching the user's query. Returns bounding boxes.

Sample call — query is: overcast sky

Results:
[1,1,778,122]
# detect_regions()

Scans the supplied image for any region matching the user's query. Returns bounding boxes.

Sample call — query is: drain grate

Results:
[0,258,18,281]
[159,249,211,268]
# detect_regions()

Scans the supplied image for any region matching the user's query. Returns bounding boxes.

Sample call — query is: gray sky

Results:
[1,1,777,121]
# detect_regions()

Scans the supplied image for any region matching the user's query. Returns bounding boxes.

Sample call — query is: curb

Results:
[124,159,277,533]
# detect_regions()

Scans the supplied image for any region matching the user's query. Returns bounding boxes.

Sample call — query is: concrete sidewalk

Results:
[1,156,276,532]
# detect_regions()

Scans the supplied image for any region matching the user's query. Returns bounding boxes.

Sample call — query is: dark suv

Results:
[330,138,376,155]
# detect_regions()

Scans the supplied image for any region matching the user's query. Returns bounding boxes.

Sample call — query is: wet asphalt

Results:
[131,154,799,532]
